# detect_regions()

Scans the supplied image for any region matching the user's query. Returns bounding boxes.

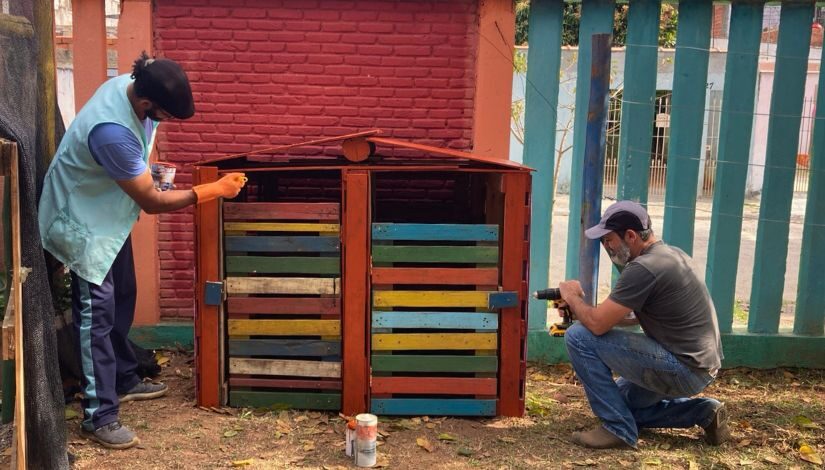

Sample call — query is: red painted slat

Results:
[227,297,341,316]
[371,267,499,286]
[371,377,497,395]
[229,377,342,390]
[499,172,529,417]
[195,166,221,407]
[341,170,370,415]
[223,202,340,221]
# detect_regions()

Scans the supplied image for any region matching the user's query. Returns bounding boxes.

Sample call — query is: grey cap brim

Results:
[584,225,612,240]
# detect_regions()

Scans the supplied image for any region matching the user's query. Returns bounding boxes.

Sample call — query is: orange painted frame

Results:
[194,166,221,407]
[499,172,530,417]
[341,170,370,415]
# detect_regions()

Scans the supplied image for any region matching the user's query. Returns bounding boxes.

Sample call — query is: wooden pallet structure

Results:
[194,131,532,417]
[223,202,343,410]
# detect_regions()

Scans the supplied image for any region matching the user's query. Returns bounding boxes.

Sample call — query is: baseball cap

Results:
[584,200,652,239]
[132,58,195,119]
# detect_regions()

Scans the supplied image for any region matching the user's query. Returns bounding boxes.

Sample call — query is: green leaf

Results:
[64,407,79,420]
[223,430,238,438]
[437,433,457,441]
[457,448,474,457]
[793,415,820,429]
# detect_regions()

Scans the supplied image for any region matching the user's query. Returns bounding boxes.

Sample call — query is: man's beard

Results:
[606,240,632,267]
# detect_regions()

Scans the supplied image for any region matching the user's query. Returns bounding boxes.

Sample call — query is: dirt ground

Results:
[3,350,820,469]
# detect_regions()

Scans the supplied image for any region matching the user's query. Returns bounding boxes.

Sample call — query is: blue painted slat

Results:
[750,2,815,334]
[566,0,615,280]
[705,1,764,333]
[224,235,340,253]
[487,291,518,309]
[795,41,825,336]
[580,34,611,305]
[370,398,496,416]
[661,0,713,255]
[228,339,341,357]
[371,312,499,330]
[523,0,564,332]
[616,0,660,204]
[371,223,499,241]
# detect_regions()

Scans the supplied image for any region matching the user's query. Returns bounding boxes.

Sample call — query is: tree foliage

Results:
[515,1,679,48]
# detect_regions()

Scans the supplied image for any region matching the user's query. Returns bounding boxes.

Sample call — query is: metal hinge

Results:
[204,281,224,306]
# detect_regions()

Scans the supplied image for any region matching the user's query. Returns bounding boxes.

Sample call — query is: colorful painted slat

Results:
[228,319,341,336]
[372,223,499,241]
[224,222,340,233]
[370,355,498,373]
[223,202,340,221]
[371,377,497,395]
[225,256,340,275]
[373,291,491,308]
[228,377,342,390]
[229,358,341,378]
[372,245,498,264]
[370,398,496,416]
[371,267,498,286]
[231,391,341,410]
[224,236,340,253]
[372,333,497,351]
[227,297,340,316]
[371,312,498,330]
[226,277,340,295]
[228,339,341,357]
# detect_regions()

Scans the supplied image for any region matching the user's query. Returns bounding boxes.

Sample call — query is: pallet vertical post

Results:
[194,166,221,407]
[342,170,370,415]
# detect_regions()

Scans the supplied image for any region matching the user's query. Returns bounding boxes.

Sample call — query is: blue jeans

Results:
[565,323,720,447]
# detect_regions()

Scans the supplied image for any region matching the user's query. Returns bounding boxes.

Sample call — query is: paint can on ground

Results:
[151,162,176,191]
[345,419,356,457]
[354,413,378,467]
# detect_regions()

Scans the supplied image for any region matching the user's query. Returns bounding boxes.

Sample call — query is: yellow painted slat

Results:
[373,291,490,308]
[229,358,341,378]
[224,222,340,233]
[372,333,497,351]
[229,319,341,336]
[226,277,340,295]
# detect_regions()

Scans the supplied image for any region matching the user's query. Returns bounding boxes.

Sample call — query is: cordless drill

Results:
[534,288,573,337]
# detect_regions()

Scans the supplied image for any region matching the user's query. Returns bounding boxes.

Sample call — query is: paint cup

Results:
[345,419,356,457]
[354,413,378,467]
[151,162,176,191]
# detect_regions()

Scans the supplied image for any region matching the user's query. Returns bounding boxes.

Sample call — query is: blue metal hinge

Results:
[204,281,224,306]
[488,291,518,309]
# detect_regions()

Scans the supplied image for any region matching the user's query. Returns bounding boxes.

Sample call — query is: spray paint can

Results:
[345,419,356,457]
[354,413,378,467]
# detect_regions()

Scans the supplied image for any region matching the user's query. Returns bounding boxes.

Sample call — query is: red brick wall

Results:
[152,0,480,319]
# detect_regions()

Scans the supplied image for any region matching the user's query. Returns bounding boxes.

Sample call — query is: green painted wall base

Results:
[528,328,825,369]
[129,322,194,350]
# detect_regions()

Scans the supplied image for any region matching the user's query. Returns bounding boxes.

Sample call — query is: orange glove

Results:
[193,172,247,203]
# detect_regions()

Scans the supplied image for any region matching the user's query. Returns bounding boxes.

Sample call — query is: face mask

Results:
[145,105,164,122]
[606,239,632,268]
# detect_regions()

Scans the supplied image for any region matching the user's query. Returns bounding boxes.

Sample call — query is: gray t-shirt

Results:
[609,241,723,370]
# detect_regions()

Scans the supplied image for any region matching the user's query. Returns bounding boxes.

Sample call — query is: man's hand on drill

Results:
[558,280,585,303]
[193,172,247,203]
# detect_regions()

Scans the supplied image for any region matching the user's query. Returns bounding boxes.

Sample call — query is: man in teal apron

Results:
[39,53,246,449]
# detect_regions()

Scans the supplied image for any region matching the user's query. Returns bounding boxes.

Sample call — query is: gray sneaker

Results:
[81,421,140,449]
[120,380,168,403]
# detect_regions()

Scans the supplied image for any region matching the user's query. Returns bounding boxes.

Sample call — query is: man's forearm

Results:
[142,189,198,214]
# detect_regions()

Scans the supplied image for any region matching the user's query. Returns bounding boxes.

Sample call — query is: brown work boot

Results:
[571,425,632,449]
[702,402,731,445]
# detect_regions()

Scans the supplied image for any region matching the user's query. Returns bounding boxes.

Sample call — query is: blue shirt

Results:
[87,120,153,180]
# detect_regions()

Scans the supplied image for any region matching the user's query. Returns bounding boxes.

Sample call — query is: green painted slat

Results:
[372,223,499,241]
[225,256,340,275]
[749,2,815,334]
[229,391,341,410]
[661,0,713,255]
[521,0,564,332]
[616,0,660,203]
[371,245,499,264]
[795,33,825,336]
[370,355,498,373]
[705,1,765,333]
[371,398,496,416]
[565,0,615,280]
[224,236,340,253]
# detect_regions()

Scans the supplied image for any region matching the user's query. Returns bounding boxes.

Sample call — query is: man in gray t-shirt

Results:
[555,201,728,449]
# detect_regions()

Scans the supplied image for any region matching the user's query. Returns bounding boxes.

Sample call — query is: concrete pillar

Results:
[71,0,107,111]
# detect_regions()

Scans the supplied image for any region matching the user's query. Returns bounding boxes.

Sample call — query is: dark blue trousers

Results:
[71,236,141,431]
